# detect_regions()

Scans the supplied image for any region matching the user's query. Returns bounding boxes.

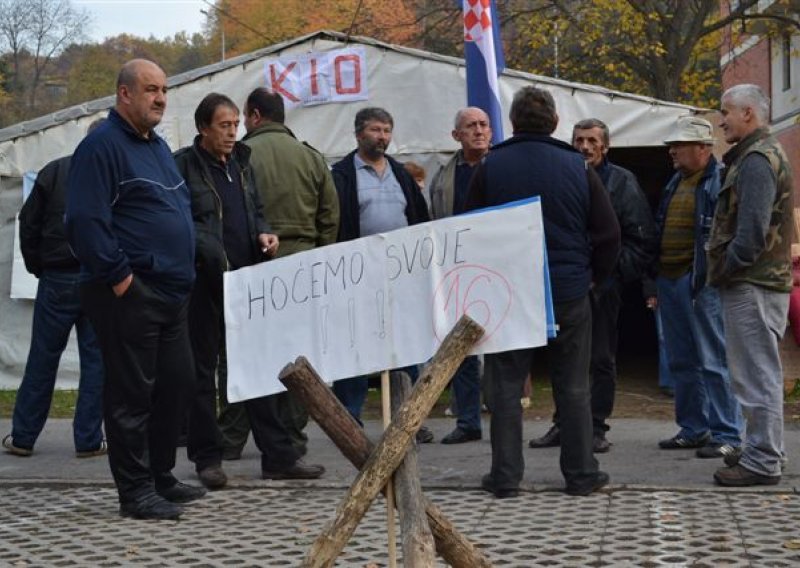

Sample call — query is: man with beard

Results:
[330,107,431,439]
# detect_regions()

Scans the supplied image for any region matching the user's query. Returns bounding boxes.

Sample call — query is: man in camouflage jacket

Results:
[708,84,795,487]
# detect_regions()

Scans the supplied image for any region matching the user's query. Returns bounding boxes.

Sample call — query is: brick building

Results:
[719,1,799,197]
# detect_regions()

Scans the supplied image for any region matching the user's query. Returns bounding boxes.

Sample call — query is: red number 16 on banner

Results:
[431,264,512,345]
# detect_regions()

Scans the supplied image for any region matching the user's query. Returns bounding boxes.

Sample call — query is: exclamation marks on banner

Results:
[348,298,356,348]
[320,305,329,353]
[376,290,386,339]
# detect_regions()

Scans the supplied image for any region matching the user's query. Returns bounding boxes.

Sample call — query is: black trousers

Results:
[81,279,194,503]
[189,270,300,472]
[486,295,597,490]
[186,271,224,471]
[553,282,622,435]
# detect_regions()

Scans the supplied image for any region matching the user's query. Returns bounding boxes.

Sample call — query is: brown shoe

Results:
[198,464,228,489]
[713,464,780,487]
[262,459,325,480]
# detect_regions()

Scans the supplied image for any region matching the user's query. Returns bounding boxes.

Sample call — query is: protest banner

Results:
[224,198,550,403]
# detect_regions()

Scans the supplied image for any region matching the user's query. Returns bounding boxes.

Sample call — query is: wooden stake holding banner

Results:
[292,315,485,568]
[381,369,398,568]
[279,356,492,567]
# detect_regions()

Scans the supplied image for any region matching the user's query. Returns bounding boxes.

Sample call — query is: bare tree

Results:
[0,0,90,110]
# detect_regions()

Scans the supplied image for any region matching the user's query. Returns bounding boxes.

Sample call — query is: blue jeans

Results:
[654,308,675,391]
[657,275,742,445]
[12,271,104,451]
[451,355,482,432]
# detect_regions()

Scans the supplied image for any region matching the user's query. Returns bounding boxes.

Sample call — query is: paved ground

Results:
[2,417,800,566]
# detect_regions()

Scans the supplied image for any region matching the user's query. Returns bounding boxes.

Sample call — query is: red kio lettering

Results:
[334,54,361,95]
[309,58,319,96]
[270,62,300,102]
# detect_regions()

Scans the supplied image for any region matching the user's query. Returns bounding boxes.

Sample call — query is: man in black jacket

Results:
[174,93,324,486]
[466,87,621,498]
[529,118,657,453]
[3,120,107,459]
[330,107,431,438]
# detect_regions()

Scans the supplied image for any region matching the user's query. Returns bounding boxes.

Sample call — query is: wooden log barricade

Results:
[279,315,491,568]
[389,371,436,566]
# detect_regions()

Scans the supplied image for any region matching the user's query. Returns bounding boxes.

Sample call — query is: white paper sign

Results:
[224,200,547,402]
[264,46,368,108]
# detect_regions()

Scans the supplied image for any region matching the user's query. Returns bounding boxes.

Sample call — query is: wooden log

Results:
[390,371,436,567]
[280,357,491,567]
[294,315,485,568]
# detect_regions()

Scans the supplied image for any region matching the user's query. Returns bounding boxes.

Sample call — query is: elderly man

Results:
[330,107,431,439]
[647,116,742,459]
[530,118,656,452]
[66,59,205,520]
[466,86,620,498]
[429,107,492,444]
[708,84,794,487]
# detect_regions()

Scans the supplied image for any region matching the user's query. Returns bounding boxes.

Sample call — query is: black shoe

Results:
[157,481,207,504]
[658,431,710,449]
[593,435,611,453]
[528,425,560,448]
[714,464,780,487]
[696,443,739,459]
[120,493,183,520]
[565,471,609,496]
[198,464,228,490]
[262,459,325,480]
[441,428,482,444]
[723,446,744,467]
[416,426,434,444]
[480,474,520,499]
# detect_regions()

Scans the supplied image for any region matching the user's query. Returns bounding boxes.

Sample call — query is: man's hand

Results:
[258,233,279,258]
[112,273,133,297]
[645,296,658,310]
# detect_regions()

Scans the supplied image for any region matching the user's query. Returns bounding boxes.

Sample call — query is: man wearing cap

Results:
[708,84,794,486]
[646,116,742,459]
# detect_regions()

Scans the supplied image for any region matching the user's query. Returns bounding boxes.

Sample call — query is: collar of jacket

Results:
[190,135,252,169]
[722,127,771,167]
[242,121,297,141]
[493,132,583,156]
[109,108,160,143]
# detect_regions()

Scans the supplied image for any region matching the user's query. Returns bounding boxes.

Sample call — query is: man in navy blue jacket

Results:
[66,59,205,520]
[466,86,621,498]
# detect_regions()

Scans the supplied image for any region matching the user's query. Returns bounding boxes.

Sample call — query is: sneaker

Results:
[723,446,744,467]
[696,443,739,459]
[262,459,325,480]
[565,471,610,496]
[713,464,780,487]
[480,474,520,499]
[76,439,107,458]
[520,397,531,409]
[120,492,183,521]
[2,435,32,457]
[198,464,228,490]
[415,426,434,444]
[156,481,207,503]
[528,424,560,448]
[658,431,711,450]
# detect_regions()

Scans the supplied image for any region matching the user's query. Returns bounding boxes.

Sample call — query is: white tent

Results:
[0,30,711,388]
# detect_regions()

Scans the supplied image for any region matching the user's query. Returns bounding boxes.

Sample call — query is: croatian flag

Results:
[463,0,505,144]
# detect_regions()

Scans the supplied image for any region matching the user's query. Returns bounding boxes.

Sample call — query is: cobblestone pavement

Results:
[2,483,800,567]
